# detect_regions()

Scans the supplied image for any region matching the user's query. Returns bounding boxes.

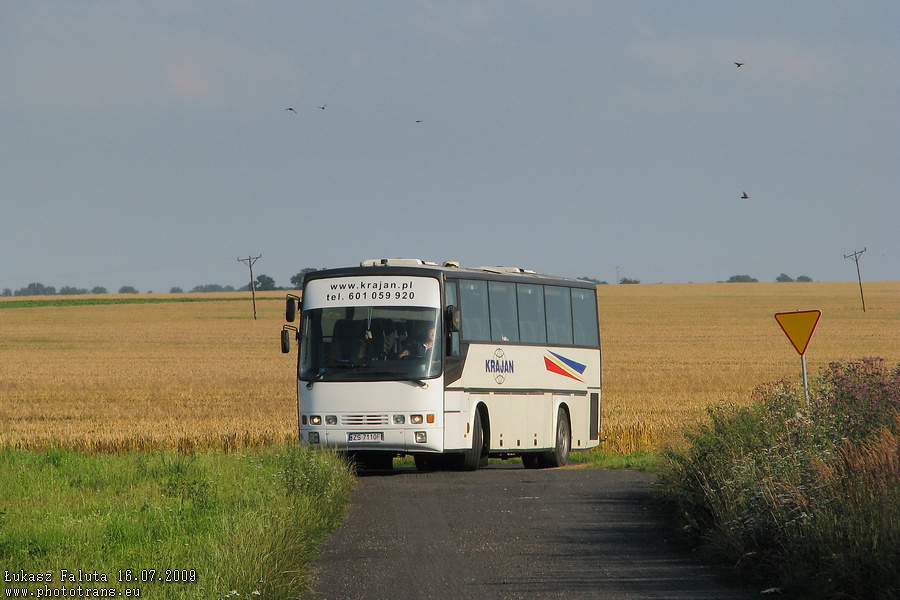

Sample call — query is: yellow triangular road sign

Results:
[774,310,821,355]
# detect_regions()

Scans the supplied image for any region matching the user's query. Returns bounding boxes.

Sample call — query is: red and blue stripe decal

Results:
[543,351,587,383]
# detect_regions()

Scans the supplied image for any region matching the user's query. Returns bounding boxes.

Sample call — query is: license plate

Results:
[348,432,384,443]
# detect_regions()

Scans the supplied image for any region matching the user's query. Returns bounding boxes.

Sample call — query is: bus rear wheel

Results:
[414,454,444,472]
[538,408,570,468]
[521,453,541,469]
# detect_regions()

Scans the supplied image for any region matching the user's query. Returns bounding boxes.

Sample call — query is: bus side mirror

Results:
[281,325,298,354]
[446,305,461,333]
[285,294,300,322]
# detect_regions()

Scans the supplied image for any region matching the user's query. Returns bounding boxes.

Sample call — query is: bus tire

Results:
[350,451,394,473]
[521,453,541,469]
[460,409,485,471]
[539,408,570,468]
[414,454,443,472]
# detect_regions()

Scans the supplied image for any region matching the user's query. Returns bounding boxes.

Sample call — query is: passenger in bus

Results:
[394,322,408,351]
[368,318,399,360]
[326,319,366,365]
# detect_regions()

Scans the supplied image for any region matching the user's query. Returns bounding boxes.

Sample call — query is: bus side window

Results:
[572,289,600,347]
[488,281,519,343]
[517,283,547,343]
[545,286,574,345]
[459,280,490,342]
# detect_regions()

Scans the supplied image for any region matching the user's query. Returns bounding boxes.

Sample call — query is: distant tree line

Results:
[3,283,111,296]
[2,269,815,297]
[2,268,327,297]
[725,273,813,283]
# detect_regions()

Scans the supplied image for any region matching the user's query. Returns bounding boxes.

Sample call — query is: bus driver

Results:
[398,325,436,359]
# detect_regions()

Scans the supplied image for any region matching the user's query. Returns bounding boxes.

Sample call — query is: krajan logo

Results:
[544,351,587,383]
[485,348,514,384]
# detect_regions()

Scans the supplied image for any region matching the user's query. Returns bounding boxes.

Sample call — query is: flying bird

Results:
[317,104,327,110]
[286,107,297,114]
[734,62,745,67]
[741,192,749,199]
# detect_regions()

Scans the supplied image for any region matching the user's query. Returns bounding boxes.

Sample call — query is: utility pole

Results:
[238,255,262,319]
[843,248,866,312]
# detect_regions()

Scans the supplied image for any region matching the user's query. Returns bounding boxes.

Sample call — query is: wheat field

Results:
[598,281,900,453]
[1,283,898,454]
[0,293,297,452]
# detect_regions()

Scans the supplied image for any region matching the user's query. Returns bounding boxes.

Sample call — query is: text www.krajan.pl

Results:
[329,280,414,292]
[325,280,416,302]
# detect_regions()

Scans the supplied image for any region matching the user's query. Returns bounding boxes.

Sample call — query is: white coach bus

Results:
[281,258,601,471]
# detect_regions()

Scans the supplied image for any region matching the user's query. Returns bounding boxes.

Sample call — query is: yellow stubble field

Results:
[1,282,898,454]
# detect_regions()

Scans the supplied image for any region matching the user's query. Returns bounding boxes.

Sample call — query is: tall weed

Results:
[657,359,900,599]
[813,357,900,442]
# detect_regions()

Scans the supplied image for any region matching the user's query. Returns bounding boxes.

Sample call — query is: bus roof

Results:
[302,258,597,289]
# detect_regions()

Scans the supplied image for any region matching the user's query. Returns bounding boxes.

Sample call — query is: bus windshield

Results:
[299,305,442,382]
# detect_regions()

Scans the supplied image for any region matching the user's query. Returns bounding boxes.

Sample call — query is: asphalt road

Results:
[303,465,763,600]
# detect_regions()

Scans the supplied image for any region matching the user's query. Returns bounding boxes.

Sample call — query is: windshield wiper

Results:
[354,368,430,388]
[305,366,431,389]
[304,365,355,389]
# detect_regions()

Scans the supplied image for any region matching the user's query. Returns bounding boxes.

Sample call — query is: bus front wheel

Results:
[459,409,486,471]
[349,451,394,473]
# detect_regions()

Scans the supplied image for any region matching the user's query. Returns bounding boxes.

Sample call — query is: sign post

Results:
[774,310,821,407]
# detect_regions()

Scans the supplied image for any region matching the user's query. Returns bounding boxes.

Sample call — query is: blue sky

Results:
[1,1,897,292]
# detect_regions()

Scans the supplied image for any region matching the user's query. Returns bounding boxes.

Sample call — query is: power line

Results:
[238,255,262,319]
[843,248,867,312]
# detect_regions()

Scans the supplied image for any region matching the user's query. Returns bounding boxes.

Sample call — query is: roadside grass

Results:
[656,358,900,599]
[0,444,354,599]
[571,449,661,471]
[391,451,661,471]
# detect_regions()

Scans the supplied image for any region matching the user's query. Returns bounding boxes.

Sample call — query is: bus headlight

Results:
[411,414,424,424]
[325,415,338,425]
[308,432,320,444]
[393,415,406,424]
[415,432,427,443]
[309,415,322,425]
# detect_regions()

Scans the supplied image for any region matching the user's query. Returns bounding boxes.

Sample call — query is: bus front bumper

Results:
[301,427,442,453]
